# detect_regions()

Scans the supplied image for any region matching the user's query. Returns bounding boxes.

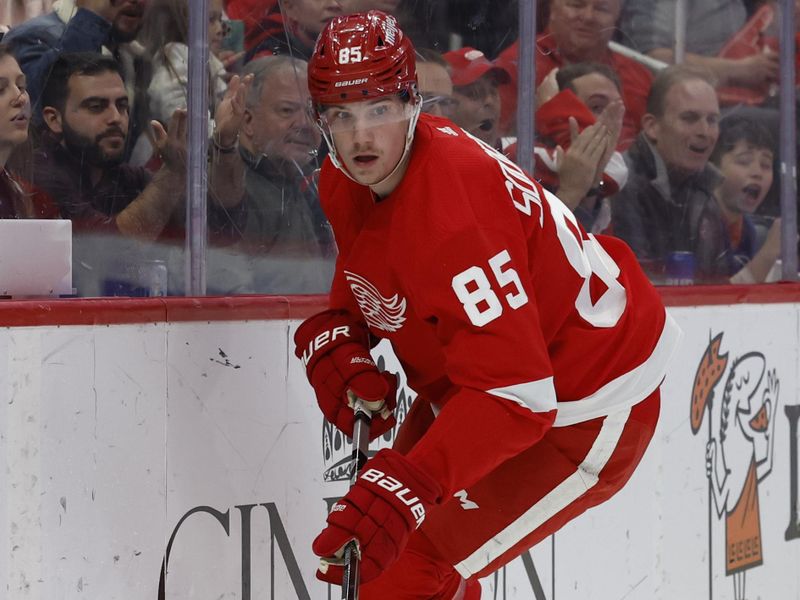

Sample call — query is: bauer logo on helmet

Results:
[335,78,369,88]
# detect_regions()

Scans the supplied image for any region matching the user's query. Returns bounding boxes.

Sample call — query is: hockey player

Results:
[294,11,681,599]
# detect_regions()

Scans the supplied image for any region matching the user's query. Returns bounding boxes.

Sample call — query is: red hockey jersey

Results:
[319,113,680,496]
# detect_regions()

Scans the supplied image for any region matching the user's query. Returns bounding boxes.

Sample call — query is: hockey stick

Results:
[342,395,372,600]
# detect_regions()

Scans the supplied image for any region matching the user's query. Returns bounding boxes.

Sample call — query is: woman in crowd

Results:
[134,0,230,164]
[0,44,56,219]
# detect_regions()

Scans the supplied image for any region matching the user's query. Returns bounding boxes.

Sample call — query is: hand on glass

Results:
[213,73,254,148]
[151,108,188,173]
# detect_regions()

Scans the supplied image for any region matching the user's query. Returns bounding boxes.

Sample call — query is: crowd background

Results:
[0,0,797,297]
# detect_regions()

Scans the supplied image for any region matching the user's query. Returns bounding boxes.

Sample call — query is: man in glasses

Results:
[416,48,457,120]
[294,10,679,599]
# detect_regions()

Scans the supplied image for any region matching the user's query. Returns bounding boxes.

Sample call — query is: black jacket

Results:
[611,133,722,281]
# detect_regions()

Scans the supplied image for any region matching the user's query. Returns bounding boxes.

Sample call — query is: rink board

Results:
[0,292,799,599]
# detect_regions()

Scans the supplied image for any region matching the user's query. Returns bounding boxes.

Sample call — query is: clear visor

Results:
[318,97,415,134]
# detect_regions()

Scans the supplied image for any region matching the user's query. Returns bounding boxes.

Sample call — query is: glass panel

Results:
[203,8,337,295]
[610,0,793,285]
[1,1,796,295]
[199,0,520,295]
[0,1,193,297]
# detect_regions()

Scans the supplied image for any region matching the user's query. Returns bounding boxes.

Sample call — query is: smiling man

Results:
[295,10,680,599]
[611,64,722,282]
[235,55,335,293]
[496,0,652,147]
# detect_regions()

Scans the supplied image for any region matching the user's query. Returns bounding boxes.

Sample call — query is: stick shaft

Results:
[342,401,371,600]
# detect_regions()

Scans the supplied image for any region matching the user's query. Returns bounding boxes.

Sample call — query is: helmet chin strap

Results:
[316,95,423,191]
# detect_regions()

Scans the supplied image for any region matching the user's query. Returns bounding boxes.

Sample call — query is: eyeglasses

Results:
[421,95,458,116]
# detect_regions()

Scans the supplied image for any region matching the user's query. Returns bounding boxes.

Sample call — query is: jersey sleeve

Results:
[400,135,558,497]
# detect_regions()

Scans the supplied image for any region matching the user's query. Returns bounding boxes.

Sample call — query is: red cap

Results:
[442,47,510,87]
[308,10,417,106]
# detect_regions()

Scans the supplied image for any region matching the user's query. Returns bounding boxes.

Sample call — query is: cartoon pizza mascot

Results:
[691,333,780,600]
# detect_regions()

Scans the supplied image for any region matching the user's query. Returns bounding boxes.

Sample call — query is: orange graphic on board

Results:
[691,332,729,434]
[691,332,780,600]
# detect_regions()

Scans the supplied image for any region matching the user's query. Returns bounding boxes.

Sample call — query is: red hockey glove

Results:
[294,310,397,440]
[313,449,442,585]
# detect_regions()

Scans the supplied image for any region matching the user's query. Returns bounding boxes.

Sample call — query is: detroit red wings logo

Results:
[345,270,407,332]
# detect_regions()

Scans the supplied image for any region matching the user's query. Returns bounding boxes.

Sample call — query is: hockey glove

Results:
[294,310,397,440]
[313,449,442,585]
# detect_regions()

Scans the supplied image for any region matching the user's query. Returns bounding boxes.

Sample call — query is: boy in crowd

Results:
[696,114,781,283]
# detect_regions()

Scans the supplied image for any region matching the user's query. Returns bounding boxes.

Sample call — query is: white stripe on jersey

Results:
[553,311,682,427]
[481,311,680,426]
[454,406,632,578]
[487,377,557,414]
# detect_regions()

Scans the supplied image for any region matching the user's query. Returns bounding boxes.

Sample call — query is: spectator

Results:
[236,55,334,293]
[496,0,653,147]
[135,0,229,165]
[695,115,781,283]
[416,48,456,120]
[33,52,246,240]
[617,0,779,92]
[532,63,627,233]
[556,61,624,118]
[140,0,227,123]
[243,0,343,62]
[3,0,148,147]
[0,43,57,219]
[443,46,510,149]
[611,65,721,282]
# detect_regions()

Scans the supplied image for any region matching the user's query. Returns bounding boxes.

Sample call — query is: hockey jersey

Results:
[320,113,680,496]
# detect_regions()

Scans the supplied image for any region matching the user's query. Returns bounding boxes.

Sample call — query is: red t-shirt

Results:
[497,34,654,148]
[224,0,284,53]
[320,113,678,494]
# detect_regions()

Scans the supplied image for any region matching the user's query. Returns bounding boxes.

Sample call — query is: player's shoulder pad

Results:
[418,113,464,140]
[414,114,501,174]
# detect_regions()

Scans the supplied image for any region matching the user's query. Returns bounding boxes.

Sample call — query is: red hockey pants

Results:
[360,388,661,599]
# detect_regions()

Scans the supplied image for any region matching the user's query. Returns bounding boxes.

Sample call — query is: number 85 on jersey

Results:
[451,231,626,330]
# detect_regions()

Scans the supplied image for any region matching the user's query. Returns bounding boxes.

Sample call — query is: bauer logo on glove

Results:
[294,310,398,440]
[312,449,442,585]
[299,324,352,366]
[360,468,427,527]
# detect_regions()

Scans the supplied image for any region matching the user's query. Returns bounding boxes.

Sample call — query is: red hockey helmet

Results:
[308,10,418,107]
